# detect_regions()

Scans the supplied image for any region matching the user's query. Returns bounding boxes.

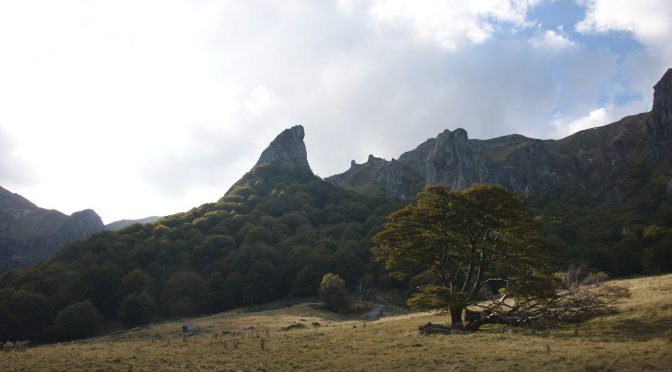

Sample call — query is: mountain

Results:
[104,216,162,231]
[1,71,671,342]
[327,69,672,209]
[0,186,104,272]
[0,125,399,342]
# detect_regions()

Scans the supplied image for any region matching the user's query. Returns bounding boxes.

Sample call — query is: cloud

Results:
[576,0,672,56]
[0,127,34,187]
[529,30,576,50]
[552,100,650,136]
[368,0,539,49]
[244,86,286,116]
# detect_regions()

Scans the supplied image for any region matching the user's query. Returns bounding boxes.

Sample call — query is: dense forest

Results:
[528,169,672,276]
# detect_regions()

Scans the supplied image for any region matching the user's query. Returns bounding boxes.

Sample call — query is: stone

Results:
[181,324,200,334]
[255,125,311,171]
[366,304,384,319]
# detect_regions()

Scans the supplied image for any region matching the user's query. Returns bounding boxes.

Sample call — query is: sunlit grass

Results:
[4,274,672,371]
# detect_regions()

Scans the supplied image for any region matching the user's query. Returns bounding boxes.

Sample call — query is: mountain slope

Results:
[0,186,104,272]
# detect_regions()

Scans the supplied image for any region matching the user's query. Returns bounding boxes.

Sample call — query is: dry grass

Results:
[4,275,672,371]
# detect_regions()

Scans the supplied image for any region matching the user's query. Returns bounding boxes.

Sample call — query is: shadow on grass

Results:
[549,316,672,342]
[240,296,320,313]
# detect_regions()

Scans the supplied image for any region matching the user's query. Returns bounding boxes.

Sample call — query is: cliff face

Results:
[327,69,672,207]
[0,187,104,272]
[326,155,423,201]
[255,125,311,172]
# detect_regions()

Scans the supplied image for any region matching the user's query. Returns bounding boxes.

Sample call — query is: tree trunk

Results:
[450,306,464,329]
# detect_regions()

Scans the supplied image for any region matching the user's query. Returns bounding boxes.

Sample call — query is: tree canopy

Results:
[372,184,560,328]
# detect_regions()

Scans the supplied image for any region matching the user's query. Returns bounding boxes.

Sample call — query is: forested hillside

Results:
[0,161,400,341]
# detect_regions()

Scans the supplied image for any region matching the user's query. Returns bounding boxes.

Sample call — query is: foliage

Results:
[373,185,560,328]
[118,291,158,327]
[319,273,351,312]
[0,164,399,341]
[53,300,102,341]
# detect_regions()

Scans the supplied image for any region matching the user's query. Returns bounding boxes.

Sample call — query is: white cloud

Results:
[530,30,576,50]
[576,0,672,56]
[553,106,608,135]
[244,87,286,116]
[369,0,539,49]
[552,100,650,137]
[0,127,34,187]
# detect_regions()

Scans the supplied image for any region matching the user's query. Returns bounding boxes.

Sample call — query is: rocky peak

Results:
[70,209,104,228]
[652,68,672,123]
[56,209,104,240]
[255,125,311,171]
[425,128,476,190]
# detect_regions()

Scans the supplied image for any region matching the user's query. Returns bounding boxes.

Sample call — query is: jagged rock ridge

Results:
[327,68,672,207]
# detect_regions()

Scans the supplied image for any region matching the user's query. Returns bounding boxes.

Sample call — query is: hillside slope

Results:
[0,186,104,272]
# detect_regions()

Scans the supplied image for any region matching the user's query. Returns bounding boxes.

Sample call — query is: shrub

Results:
[319,273,351,312]
[53,300,102,341]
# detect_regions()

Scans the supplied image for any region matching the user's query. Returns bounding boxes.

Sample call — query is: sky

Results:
[0,0,670,223]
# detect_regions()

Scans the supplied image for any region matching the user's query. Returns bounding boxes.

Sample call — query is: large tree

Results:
[372,185,559,329]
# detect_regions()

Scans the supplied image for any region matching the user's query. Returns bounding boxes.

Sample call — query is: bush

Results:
[118,291,158,327]
[319,273,351,312]
[53,300,102,341]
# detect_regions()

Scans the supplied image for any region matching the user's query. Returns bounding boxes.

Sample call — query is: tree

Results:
[161,271,207,317]
[319,273,351,312]
[372,185,559,330]
[242,261,280,305]
[53,300,102,341]
[118,291,158,327]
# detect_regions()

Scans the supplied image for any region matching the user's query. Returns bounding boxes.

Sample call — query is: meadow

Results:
[3,274,672,371]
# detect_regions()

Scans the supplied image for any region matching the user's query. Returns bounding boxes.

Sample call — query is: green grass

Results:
[4,274,672,371]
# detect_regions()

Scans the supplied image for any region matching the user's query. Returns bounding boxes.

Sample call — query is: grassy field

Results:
[4,274,672,371]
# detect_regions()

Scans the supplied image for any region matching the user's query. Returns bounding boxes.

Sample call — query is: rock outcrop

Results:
[326,155,423,200]
[425,128,478,190]
[255,125,311,171]
[651,68,672,124]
